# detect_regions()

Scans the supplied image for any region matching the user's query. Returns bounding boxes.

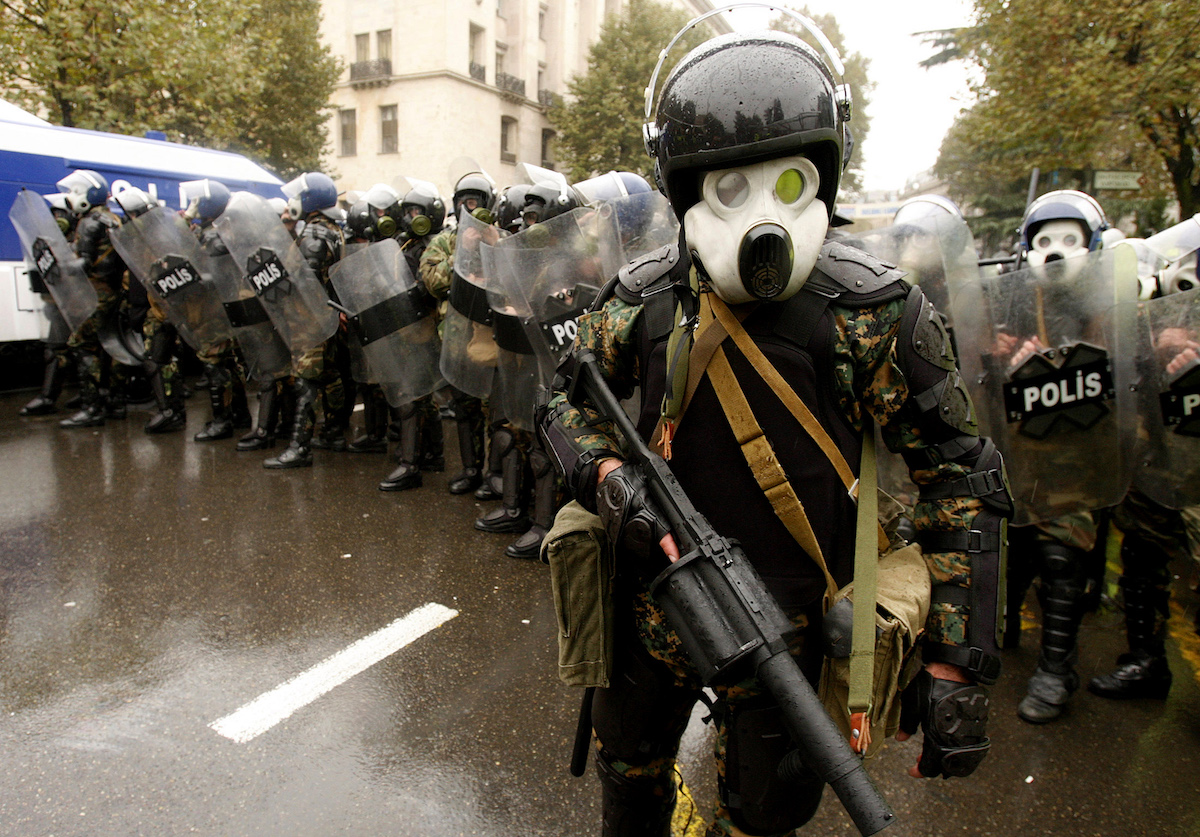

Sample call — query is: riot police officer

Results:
[56,170,128,428]
[264,172,345,469]
[18,193,76,417]
[540,26,1008,836]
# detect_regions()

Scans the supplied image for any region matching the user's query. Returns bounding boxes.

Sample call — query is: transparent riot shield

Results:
[483,206,624,428]
[843,211,979,333]
[1132,287,1200,509]
[212,191,337,361]
[329,238,444,406]
[951,246,1139,525]
[602,190,680,264]
[1144,214,1200,297]
[109,206,233,353]
[7,189,97,333]
[440,208,503,398]
[199,232,291,385]
[843,212,983,502]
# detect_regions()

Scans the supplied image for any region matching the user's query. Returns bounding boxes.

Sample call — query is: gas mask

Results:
[1160,251,1199,296]
[1025,219,1090,267]
[683,155,827,305]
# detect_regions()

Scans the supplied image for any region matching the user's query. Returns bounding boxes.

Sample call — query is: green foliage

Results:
[934,0,1200,228]
[770,5,874,196]
[0,0,341,178]
[547,0,708,183]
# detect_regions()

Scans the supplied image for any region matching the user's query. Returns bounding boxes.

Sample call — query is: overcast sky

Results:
[721,1,978,194]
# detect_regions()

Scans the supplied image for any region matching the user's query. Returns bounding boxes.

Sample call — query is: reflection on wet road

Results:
[1,389,1198,836]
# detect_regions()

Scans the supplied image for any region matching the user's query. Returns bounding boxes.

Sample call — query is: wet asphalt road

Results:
[1,385,1199,837]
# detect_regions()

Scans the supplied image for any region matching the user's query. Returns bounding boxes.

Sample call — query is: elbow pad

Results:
[538,395,616,514]
[915,439,1011,685]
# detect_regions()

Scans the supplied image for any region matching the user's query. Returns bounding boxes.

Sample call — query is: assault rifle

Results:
[568,350,895,836]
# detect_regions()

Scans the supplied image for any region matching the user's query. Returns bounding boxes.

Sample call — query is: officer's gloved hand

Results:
[898,668,991,779]
[595,461,673,560]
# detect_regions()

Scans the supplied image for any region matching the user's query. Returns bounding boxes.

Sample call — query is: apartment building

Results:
[318,0,729,201]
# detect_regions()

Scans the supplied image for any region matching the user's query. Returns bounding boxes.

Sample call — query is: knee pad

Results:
[1037,542,1085,585]
[530,447,554,480]
[490,425,517,461]
[722,699,825,835]
[592,643,695,766]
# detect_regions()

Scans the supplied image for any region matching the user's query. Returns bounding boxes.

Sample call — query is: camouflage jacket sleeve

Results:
[419,229,456,301]
[541,293,644,510]
[831,297,988,653]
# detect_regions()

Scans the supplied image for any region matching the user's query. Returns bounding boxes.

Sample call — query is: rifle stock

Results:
[572,351,894,836]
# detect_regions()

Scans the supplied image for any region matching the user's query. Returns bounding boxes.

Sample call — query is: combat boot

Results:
[60,354,106,428]
[506,447,558,560]
[1088,568,1172,700]
[379,405,422,491]
[347,391,387,453]
[143,368,186,434]
[20,346,65,416]
[311,424,349,451]
[194,363,233,441]
[475,443,529,534]
[448,411,483,494]
[264,379,316,469]
[237,384,278,451]
[1017,542,1086,723]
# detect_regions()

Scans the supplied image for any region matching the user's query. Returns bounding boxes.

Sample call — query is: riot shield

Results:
[97,305,146,367]
[193,228,291,384]
[328,238,444,406]
[7,189,98,333]
[842,211,979,332]
[1144,214,1200,297]
[1131,286,1200,509]
[212,191,337,361]
[109,206,234,353]
[439,209,502,398]
[951,247,1139,525]
[602,190,680,264]
[482,207,623,428]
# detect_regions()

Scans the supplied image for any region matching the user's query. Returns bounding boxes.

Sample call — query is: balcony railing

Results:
[349,59,391,86]
[495,72,526,99]
[538,89,560,108]
[469,62,486,82]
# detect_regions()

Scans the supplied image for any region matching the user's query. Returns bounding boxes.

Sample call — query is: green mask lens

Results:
[776,169,804,204]
[410,215,431,237]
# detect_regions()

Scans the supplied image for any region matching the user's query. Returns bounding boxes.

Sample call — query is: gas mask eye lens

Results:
[1063,234,1078,248]
[775,169,804,204]
[714,172,749,208]
[1036,235,1051,250]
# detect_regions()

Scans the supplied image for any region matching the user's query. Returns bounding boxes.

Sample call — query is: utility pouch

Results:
[543,500,615,688]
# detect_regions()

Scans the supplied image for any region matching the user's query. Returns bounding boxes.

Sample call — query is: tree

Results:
[933,0,1200,230]
[770,5,874,196]
[0,0,340,178]
[548,0,705,184]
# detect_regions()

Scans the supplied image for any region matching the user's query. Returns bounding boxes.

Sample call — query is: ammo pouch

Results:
[542,500,614,688]
[818,540,929,759]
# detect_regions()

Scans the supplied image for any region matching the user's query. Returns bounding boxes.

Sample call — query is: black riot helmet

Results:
[494,184,532,233]
[346,199,377,242]
[400,183,446,238]
[646,30,850,221]
[453,172,497,219]
[521,181,578,226]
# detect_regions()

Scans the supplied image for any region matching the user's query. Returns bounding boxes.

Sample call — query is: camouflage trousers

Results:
[143,310,180,399]
[67,279,127,401]
[196,337,247,410]
[595,585,822,837]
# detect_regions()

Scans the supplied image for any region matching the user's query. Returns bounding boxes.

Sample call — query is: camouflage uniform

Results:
[544,253,1001,835]
[62,205,128,425]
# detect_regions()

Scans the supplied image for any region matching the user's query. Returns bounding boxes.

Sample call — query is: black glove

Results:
[899,669,991,779]
[595,462,672,558]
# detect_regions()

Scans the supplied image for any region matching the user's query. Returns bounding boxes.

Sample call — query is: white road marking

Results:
[210,602,459,743]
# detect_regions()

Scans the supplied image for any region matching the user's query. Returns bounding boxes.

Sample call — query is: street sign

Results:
[1093,171,1142,191]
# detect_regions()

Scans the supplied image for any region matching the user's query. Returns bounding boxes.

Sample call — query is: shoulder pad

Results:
[809,240,909,303]
[615,243,684,304]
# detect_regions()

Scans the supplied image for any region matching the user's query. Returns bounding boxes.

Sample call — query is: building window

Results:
[501,116,517,164]
[541,128,556,168]
[380,105,398,154]
[340,109,357,157]
[495,43,507,78]
[355,33,370,63]
[470,24,486,81]
[539,4,548,39]
[377,30,392,63]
